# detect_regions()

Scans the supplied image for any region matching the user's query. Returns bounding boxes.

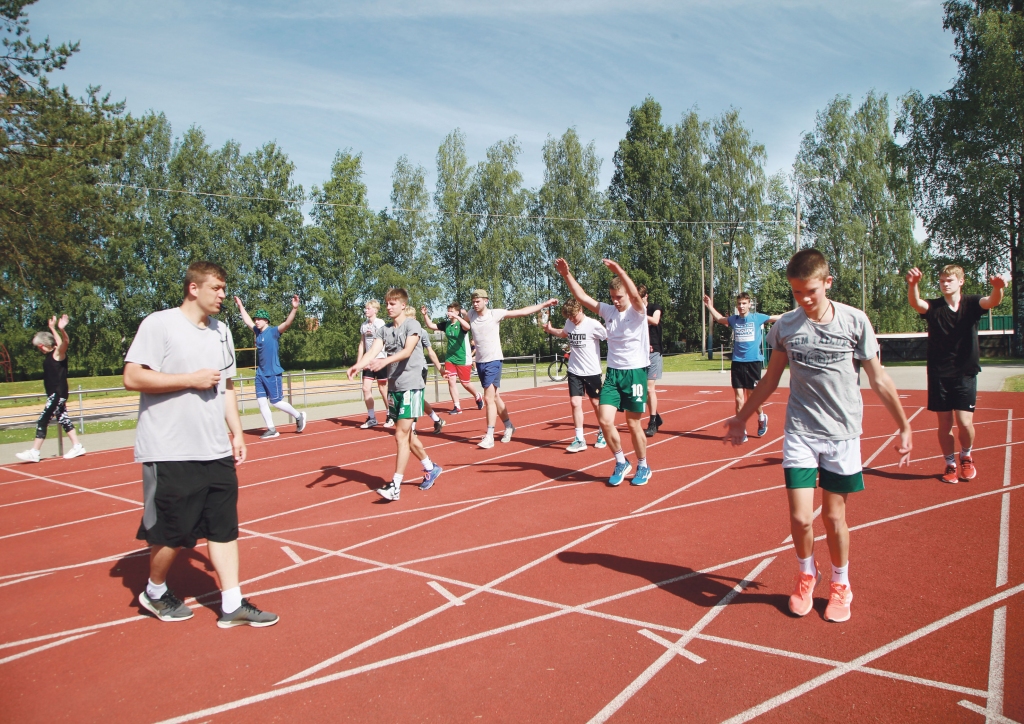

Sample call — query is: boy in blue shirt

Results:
[704,292,782,440]
[234,295,307,439]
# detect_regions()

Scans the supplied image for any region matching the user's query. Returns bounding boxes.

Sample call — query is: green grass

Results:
[660,352,736,373]
[0,374,133,410]
[1003,375,1024,392]
[0,418,137,445]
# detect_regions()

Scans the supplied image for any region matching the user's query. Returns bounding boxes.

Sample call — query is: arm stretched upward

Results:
[554,257,600,314]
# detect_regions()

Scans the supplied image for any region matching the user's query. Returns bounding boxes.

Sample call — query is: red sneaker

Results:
[824,582,853,622]
[788,568,819,617]
[960,456,977,481]
[940,464,958,484]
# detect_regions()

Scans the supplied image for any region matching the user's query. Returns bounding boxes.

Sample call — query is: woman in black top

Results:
[15,314,86,462]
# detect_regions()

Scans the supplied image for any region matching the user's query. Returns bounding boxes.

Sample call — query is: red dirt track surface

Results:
[1,385,1021,723]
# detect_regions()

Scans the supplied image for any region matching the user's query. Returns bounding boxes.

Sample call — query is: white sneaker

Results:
[63,443,86,460]
[383,418,395,429]
[295,411,307,433]
[15,448,40,463]
[360,418,378,429]
[478,435,495,449]
[501,425,515,443]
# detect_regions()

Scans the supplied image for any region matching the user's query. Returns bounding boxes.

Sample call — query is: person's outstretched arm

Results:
[703,295,730,327]
[504,298,559,319]
[369,335,419,369]
[347,338,385,379]
[603,259,644,312]
[862,356,913,466]
[980,273,1007,310]
[554,258,600,314]
[647,308,661,325]
[905,268,930,315]
[724,350,787,443]
[420,307,440,331]
[278,295,300,333]
[543,321,568,339]
[51,314,70,361]
[425,344,444,374]
[233,296,257,328]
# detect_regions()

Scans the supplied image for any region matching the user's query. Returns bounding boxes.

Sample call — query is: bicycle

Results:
[548,344,570,381]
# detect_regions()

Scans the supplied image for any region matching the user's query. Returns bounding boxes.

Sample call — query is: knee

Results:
[823,510,845,531]
[790,511,814,530]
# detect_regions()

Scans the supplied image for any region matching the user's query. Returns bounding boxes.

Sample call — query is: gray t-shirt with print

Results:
[767,301,879,441]
[375,317,425,392]
[125,308,237,462]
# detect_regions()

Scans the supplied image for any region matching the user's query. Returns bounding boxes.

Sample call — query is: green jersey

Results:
[439,319,469,365]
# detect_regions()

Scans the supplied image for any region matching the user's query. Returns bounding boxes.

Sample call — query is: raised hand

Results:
[57,314,69,330]
[906,267,923,285]
[545,298,559,308]
[990,273,1008,290]
[702,294,713,308]
[554,257,570,277]
[602,258,623,275]
[47,315,57,329]
[291,295,301,309]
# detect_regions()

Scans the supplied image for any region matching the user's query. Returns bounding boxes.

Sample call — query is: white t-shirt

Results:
[599,302,650,370]
[469,308,508,363]
[563,316,607,377]
[360,318,386,359]
[125,308,236,463]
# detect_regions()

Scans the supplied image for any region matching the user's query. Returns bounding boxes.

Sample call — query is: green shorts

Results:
[388,389,424,420]
[784,468,864,494]
[599,367,648,413]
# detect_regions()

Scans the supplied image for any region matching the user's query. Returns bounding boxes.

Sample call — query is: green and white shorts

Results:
[388,389,424,420]
[598,367,648,413]
[782,431,864,494]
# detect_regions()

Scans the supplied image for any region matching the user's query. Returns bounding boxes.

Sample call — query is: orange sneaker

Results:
[960,456,977,481]
[788,568,819,617]
[940,464,958,484]
[824,582,853,622]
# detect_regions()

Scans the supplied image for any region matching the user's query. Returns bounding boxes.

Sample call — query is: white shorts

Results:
[782,431,862,476]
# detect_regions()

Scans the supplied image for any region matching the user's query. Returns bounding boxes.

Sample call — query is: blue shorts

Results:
[477,360,502,389]
[255,372,284,403]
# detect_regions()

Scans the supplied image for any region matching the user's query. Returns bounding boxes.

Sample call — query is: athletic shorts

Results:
[137,457,239,548]
[599,367,648,413]
[782,431,864,494]
[731,360,763,390]
[444,361,472,383]
[477,360,503,389]
[389,389,424,420]
[927,375,977,413]
[362,367,388,381]
[255,372,284,403]
[568,372,602,400]
[646,352,663,381]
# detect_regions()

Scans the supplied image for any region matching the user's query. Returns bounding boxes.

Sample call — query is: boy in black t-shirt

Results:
[907,264,1005,483]
[638,285,664,437]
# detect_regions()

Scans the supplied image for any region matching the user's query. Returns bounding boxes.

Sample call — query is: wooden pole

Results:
[701,258,706,356]
[709,234,715,358]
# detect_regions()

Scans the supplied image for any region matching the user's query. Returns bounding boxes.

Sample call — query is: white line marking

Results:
[0,547,148,582]
[783,505,821,544]
[637,628,706,664]
[0,572,51,588]
[0,632,96,665]
[587,557,775,724]
[0,506,138,541]
[0,466,140,505]
[997,410,1012,587]
[958,700,1020,724]
[280,546,304,565]
[987,606,1007,723]
[863,406,924,468]
[427,581,464,606]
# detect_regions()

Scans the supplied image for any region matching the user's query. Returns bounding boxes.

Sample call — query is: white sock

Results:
[614,449,627,464]
[797,554,815,576]
[257,397,275,430]
[637,457,647,469]
[392,473,403,486]
[421,457,434,472]
[429,411,440,422]
[944,453,956,466]
[575,427,584,440]
[961,447,972,458]
[486,426,495,437]
[831,562,849,587]
[274,400,300,419]
[758,412,767,420]
[221,586,243,614]
[146,578,167,600]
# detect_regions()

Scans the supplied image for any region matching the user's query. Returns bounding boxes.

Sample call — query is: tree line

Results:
[1,0,1020,380]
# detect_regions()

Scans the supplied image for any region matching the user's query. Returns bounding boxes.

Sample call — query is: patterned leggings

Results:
[36,394,74,439]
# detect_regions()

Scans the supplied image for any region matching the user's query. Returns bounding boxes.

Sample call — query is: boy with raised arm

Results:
[704,292,782,440]
[420,302,483,414]
[465,289,559,449]
[347,288,443,501]
[357,300,392,429]
[233,295,307,439]
[542,298,608,453]
[555,258,652,486]
[725,249,912,623]
[907,265,1005,483]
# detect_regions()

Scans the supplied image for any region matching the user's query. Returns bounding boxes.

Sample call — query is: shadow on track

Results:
[109,548,221,616]
[306,465,383,490]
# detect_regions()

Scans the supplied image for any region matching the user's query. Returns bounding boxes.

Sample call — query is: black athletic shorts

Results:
[927,375,977,413]
[568,372,603,400]
[136,457,239,548]
[362,367,388,381]
[731,360,763,390]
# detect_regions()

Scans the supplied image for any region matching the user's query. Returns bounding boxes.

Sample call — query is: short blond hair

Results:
[940,264,965,281]
[364,299,380,311]
[384,288,409,305]
[787,249,830,281]
[609,277,624,292]
[561,298,582,319]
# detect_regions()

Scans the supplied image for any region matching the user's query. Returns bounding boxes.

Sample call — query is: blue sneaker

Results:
[608,461,632,487]
[757,414,768,437]
[594,432,607,449]
[476,397,484,410]
[419,465,443,490]
[630,465,653,486]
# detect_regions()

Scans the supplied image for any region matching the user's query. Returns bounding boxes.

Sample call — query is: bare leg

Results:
[462,380,482,400]
[786,487,817,560]
[598,404,621,453]
[647,384,659,421]
[570,396,584,430]
[208,540,239,590]
[394,418,413,475]
[447,376,461,407]
[935,410,955,458]
[733,388,745,415]
[409,420,428,461]
[362,375,375,416]
[954,409,975,451]
[820,489,850,568]
[378,380,389,409]
[625,412,646,459]
[484,385,498,428]
[494,389,509,423]
[148,544,180,585]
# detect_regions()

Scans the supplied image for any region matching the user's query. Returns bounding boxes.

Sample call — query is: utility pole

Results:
[709,234,715,358]
[794,196,801,253]
[701,258,706,356]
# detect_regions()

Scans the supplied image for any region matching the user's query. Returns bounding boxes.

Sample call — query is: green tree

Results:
[434,129,476,304]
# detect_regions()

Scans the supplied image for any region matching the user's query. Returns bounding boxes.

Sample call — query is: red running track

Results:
[0,385,1021,723]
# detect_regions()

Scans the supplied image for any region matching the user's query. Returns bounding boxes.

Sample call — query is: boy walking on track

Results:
[465,289,559,449]
[358,300,393,429]
[704,292,782,440]
[542,298,608,453]
[15,314,86,462]
[420,303,483,414]
[347,288,443,501]
[124,261,278,628]
[725,249,912,623]
[907,265,1005,483]
[639,285,664,438]
[555,257,652,487]
[233,295,307,439]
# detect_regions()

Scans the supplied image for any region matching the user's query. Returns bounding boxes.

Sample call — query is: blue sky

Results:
[33,0,957,210]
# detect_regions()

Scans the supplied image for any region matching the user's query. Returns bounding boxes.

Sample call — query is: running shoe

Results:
[478,435,495,449]
[139,589,193,622]
[383,418,395,429]
[359,418,379,429]
[260,429,279,440]
[741,434,748,444]
[960,455,977,481]
[447,407,463,415]
[655,414,664,427]
[217,599,279,628]
[296,411,307,433]
[757,414,768,437]
[940,464,959,484]
[476,397,484,410]
[608,461,633,487]
[376,481,401,501]
[594,432,607,449]
[501,424,515,443]
[62,443,86,460]
[630,465,653,486]
[433,418,445,434]
[15,448,40,463]
[824,582,853,623]
[644,419,658,438]
[566,438,587,453]
[787,568,820,617]
[419,465,443,490]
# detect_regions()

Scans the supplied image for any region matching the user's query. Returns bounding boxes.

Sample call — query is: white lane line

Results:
[0,507,138,541]
[987,606,1007,724]
[0,573,51,588]
[0,547,148,582]
[998,410,1012,587]
[427,581,464,606]
[719,583,1024,724]
[587,557,774,724]
[958,700,1020,724]
[783,505,821,544]
[637,629,706,664]
[280,546,304,565]
[0,632,96,665]
[863,406,925,467]
[0,466,140,505]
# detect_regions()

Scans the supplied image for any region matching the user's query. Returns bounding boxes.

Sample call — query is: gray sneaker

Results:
[260,429,279,439]
[501,424,515,443]
[217,598,279,628]
[139,589,194,622]
[296,411,307,433]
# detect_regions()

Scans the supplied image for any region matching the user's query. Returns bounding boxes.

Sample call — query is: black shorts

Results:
[731,360,763,390]
[928,375,977,412]
[362,367,388,381]
[137,457,239,548]
[568,372,602,399]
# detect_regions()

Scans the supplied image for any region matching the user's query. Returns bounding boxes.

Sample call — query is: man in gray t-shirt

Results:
[123,261,278,629]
